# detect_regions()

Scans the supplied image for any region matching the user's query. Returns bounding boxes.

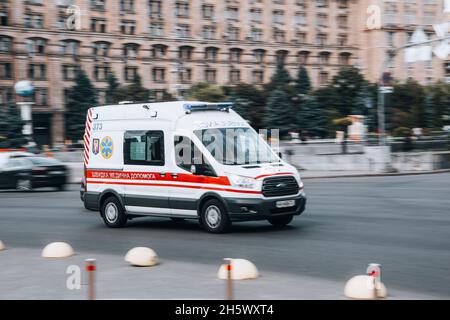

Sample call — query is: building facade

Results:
[0,0,448,145]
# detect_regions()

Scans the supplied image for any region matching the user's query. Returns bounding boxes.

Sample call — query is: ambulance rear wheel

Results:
[101,196,127,228]
[200,199,231,233]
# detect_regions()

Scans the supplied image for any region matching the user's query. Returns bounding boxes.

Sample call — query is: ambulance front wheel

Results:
[200,199,231,233]
[101,196,127,228]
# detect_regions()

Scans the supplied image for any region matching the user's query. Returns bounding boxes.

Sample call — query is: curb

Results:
[300,168,450,180]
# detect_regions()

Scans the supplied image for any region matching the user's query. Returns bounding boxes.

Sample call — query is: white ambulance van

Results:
[82,101,306,233]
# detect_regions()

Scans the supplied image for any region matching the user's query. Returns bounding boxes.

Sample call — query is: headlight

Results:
[293,170,303,188]
[228,174,256,189]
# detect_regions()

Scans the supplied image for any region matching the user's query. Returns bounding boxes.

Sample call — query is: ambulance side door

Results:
[122,129,170,215]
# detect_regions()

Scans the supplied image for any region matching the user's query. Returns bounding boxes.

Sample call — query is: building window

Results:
[337,0,348,8]
[295,12,306,26]
[253,49,265,63]
[249,8,262,22]
[151,44,167,58]
[298,51,309,64]
[149,0,162,15]
[120,20,136,35]
[123,43,139,58]
[205,47,218,61]
[91,18,106,33]
[252,70,264,84]
[387,31,395,47]
[316,33,327,45]
[91,0,105,10]
[34,88,48,106]
[202,4,214,19]
[316,13,328,27]
[26,38,46,54]
[296,31,307,43]
[175,1,189,17]
[250,28,263,41]
[179,68,192,83]
[227,27,240,41]
[0,62,12,79]
[229,69,240,84]
[152,67,165,83]
[274,30,285,42]
[24,13,43,28]
[93,42,110,57]
[124,130,164,166]
[318,52,330,64]
[319,71,329,85]
[337,34,348,46]
[273,10,285,24]
[276,50,288,64]
[28,64,46,80]
[124,66,138,81]
[179,46,193,60]
[229,48,242,63]
[94,65,110,81]
[202,25,216,40]
[175,24,190,38]
[316,0,328,8]
[62,65,79,80]
[60,40,79,55]
[0,36,12,53]
[339,52,351,65]
[149,23,164,36]
[337,15,348,29]
[225,7,239,20]
[205,69,216,83]
[120,0,135,12]
[0,11,8,26]
[0,87,14,105]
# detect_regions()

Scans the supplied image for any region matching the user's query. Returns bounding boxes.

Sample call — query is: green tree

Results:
[328,66,366,117]
[187,83,227,102]
[265,61,291,93]
[296,66,311,95]
[426,81,450,129]
[296,95,328,138]
[65,70,97,142]
[229,84,266,129]
[0,103,26,148]
[112,73,149,102]
[391,79,426,129]
[265,89,293,135]
[105,72,120,104]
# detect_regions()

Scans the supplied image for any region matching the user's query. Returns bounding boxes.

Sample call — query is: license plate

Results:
[276,200,295,208]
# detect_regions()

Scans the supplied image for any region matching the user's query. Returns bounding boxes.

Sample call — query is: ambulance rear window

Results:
[124,130,164,166]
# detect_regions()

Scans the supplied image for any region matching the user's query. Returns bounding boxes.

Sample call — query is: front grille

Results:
[262,176,299,197]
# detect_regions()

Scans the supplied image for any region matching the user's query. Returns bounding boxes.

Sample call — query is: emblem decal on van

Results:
[100,136,114,159]
[92,138,100,155]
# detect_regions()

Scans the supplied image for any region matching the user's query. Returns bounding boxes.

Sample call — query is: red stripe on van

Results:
[87,180,261,194]
[86,170,231,186]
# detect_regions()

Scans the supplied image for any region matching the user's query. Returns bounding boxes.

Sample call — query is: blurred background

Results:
[0,0,449,179]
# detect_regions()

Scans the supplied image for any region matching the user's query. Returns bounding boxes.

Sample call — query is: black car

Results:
[0,156,68,191]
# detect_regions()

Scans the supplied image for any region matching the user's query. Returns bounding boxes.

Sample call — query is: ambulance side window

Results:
[124,130,165,166]
[174,135,216,176]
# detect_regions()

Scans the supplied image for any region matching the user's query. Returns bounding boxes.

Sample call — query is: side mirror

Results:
[278,152,283,159]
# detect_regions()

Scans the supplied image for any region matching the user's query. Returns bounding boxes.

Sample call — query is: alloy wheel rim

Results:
[105,203,118,222]
[205,205,221,228]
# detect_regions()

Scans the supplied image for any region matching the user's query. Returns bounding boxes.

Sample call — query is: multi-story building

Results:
[0,0,448,146]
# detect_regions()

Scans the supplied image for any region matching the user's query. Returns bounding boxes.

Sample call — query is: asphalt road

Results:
[1,173,449,298]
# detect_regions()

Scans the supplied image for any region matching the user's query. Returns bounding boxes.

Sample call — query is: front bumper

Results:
[224,193,306,221]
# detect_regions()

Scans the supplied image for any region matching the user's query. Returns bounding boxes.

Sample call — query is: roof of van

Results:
[92,101,237,122]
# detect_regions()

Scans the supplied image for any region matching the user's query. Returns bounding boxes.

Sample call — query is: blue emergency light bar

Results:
[183,102,233,114]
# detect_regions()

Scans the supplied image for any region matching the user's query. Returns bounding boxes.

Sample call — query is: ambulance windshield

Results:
[195,127,280,165]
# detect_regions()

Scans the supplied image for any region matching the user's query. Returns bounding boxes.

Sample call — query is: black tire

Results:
[170,217,186,222]
[200,199,231,233]
[56,184,66,191]
[268,214,294,228]
[101,196,127,228]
